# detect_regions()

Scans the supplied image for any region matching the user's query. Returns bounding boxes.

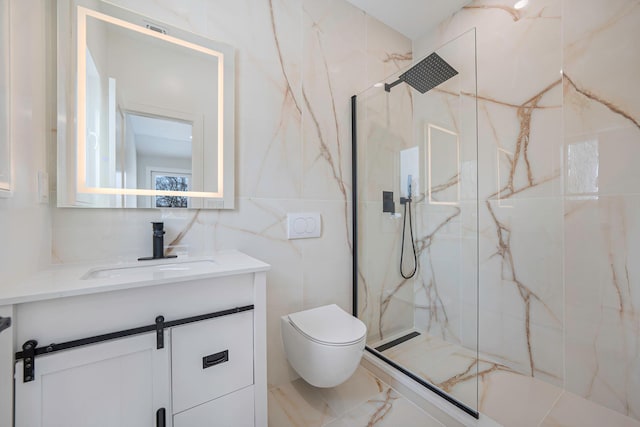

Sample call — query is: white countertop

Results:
[0,250,270,306]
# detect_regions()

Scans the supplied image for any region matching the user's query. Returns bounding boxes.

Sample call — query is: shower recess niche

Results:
[352,28,479,417]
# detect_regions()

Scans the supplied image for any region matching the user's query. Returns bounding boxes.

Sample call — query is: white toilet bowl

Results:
[281,304,367,388]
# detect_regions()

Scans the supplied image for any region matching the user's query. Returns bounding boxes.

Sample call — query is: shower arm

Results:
[384,78,404,93]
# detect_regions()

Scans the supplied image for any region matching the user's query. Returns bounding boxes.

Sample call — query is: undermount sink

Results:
[81,259,217,280]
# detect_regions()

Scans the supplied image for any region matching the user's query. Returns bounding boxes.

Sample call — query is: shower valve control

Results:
[287,212,322,239]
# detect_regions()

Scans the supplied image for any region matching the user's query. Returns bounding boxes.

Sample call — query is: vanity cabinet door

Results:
[14,331,171,427]
[170,310,254,414]
[173,386,254,427]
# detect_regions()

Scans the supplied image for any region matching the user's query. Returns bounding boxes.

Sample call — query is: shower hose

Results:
[400,199,417,279]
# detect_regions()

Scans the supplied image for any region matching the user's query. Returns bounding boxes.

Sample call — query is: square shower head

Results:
[399,52,458,94]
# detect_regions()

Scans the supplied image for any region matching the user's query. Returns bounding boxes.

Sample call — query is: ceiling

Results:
[127,114,192,159]
[345,0,471,40]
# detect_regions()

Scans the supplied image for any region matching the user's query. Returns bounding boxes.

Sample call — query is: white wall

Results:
[0,0,51,284]
[0,2,51,424]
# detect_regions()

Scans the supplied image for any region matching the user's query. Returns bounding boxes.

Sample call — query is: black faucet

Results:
[138,222,178,261]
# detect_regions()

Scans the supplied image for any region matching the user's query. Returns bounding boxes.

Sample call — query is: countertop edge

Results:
[0,251,271,306]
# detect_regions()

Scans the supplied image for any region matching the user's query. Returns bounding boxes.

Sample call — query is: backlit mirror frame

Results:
[57,0,235,209]
[0,0,10,196]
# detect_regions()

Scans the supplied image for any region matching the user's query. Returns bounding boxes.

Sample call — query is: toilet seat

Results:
[287,304,366,346]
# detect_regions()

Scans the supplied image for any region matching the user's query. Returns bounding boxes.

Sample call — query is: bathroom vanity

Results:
[0,250,269,427]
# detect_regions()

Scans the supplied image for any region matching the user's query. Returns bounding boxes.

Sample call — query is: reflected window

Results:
[153,172,189,208]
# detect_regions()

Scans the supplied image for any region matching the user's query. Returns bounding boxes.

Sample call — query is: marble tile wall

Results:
[563,0,640,419]
[47,0,411,389]
[355,76,415,342]
[409,0,640,420]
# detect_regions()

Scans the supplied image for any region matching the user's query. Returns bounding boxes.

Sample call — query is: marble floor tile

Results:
[540,391,640,427]
[317,366,387,416]
[268,379,337,427]
[374,330,640,427]
[477,371,562,427]
[268,366,447,427]
[268,334,640,427]
[379,332,481,410]
[332,389,445,427]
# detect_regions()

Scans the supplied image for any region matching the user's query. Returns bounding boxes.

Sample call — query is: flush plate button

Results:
[287,212,321,239]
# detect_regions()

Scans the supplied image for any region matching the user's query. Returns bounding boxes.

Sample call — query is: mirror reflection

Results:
[118,113,193,208]
[57,0,235,209]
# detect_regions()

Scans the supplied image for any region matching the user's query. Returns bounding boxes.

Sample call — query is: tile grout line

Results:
[537,390,564,427]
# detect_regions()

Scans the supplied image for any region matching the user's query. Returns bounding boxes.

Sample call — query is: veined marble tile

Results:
[563,0,640,199]
[377,332,481,411]
[565,305,640,420]
[413,202,465,343]
[564,194,640,420]
[208,0,303,199]
[331,389,444,427]
[563,0,640,137]
[268,379,337,427]
[214,197,305,387]
[358,201,415,342]
[561,1,640,419]
[301,0,366,202]
[478,370,562,427]
[417,0,564,200]
[476,198,564,381]
[268,366,448,427]
[365,14,412,91]
[358,104,413,203]
[540,391,640,427]
[317,366,386,417]
[301,199,352,312]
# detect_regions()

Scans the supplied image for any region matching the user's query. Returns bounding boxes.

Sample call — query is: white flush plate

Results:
[287,212,321,239]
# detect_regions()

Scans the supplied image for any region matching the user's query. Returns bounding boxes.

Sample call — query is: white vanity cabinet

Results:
[15,332,171,427]
[0,251,269,427]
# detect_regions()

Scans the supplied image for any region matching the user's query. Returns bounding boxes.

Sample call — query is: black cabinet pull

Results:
[203,350,229,369]
[156,408,166,427]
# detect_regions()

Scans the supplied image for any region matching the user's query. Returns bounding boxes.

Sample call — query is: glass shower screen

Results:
[352,28,479,416]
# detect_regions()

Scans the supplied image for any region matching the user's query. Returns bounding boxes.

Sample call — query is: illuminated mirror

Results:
[57,0,235,208]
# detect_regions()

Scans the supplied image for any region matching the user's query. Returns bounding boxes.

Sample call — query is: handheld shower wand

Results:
[400,175,417,279]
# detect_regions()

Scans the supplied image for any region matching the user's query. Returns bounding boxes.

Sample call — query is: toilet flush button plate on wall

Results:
[287,213,321,239]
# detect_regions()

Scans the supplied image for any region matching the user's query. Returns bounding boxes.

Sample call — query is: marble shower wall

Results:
[411,29,478,350]
[563,0,640,419]
[413,0,640,420]
[355,67,415,343]
[49,0,411,389]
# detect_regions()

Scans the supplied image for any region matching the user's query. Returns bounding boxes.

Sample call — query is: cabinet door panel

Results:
[15,332,171,427]
[171,310,253,413]
[173,386,254,427]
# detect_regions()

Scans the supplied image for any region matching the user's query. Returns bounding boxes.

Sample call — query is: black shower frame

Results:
[350,95,479,419]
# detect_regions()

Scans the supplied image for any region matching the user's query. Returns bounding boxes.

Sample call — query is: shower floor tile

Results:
[375,332,640,427]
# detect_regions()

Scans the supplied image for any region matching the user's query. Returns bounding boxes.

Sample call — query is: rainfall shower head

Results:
[384,52,458,94]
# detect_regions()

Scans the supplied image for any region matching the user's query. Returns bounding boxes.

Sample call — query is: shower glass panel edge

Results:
[351,28,479,419]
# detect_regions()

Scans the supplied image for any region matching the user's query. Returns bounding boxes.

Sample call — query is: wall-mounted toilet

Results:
[281,304,367,388]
